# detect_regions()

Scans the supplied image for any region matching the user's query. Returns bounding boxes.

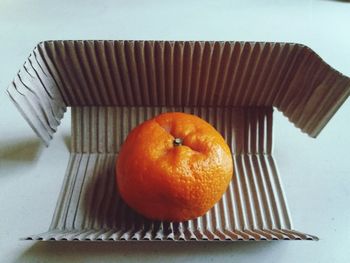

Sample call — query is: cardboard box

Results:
[7,40,350,241]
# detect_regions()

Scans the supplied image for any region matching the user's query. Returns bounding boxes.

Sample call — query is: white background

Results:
[0,0,349,262]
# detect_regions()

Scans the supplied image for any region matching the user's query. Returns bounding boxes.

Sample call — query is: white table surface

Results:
[1,0,350,262]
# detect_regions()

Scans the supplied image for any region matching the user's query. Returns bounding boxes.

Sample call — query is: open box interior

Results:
[7,40,350,241]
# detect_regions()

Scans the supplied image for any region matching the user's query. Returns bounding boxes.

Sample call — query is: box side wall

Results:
[8,41,350,144]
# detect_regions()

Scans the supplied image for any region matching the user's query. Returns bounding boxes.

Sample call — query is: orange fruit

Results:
[116,112,233,222]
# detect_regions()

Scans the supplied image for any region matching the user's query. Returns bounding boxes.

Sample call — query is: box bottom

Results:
[24,153,317,241]
[24,107,318,241]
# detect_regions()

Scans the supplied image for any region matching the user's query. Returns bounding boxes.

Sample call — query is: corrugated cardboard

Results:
[7,40,350,241]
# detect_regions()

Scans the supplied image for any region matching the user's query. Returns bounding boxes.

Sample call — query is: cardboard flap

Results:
[7,40,350,144]
[7,45,66,145]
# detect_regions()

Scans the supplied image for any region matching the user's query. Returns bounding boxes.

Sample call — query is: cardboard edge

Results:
[21,229,319,242]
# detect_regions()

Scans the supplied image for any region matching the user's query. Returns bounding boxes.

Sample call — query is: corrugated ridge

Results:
[27,106,317,241]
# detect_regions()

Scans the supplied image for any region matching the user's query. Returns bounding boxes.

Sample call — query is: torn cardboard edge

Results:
[7,40,350,241]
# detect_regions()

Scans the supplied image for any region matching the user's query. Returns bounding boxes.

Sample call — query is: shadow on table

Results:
[18,241,278,262]
[63,135,71,151]
[0,137,42,161]
[0,137,42,176]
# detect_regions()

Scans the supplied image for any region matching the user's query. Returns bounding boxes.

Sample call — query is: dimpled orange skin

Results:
[116,112,233,222]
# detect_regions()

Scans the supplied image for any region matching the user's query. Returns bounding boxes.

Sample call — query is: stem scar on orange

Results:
[116,112,233,222]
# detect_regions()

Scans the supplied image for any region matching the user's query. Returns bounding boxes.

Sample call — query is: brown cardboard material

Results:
[7,40,350,241]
